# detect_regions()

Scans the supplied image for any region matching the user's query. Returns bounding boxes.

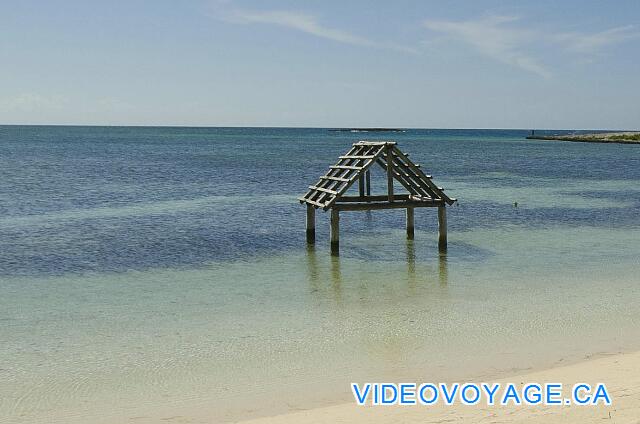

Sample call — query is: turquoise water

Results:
[1,126,640,423]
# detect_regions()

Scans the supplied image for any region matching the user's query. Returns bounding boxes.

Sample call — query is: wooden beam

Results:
[386,145,394,201]
[321,175,350,182]
[392,155,432,194]
[306,204,315,244]
[406,207,414,240]
[376,157,423,197]
[322,154,381,210]
[365,170,371,196]
[330,165,362,171]
[337,194,412,202]
[339,155,376,160]
[305,143,383,210]
[314,144,367,205]
[355,141,396,146]
[358,157,365,197]
[309,185,338,195]
[391,146,456,205]
[384,152,432,198]
[316,145,377,210]
[438,205,447,252]
[330,209,340,256]
[334,200,442,211]
[299,197,325,208]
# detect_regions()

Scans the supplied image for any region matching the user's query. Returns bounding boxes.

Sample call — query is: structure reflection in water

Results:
[305,238,448,301]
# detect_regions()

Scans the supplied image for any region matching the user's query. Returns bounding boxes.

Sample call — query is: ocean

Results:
[1,126,640,423]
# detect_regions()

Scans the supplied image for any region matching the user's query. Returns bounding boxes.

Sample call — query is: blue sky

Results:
[1,0,639,129]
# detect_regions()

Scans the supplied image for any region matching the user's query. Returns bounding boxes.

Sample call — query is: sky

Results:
[1,0,639,129]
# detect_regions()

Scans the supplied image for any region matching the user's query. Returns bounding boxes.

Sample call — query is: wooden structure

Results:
[299,141,456,255]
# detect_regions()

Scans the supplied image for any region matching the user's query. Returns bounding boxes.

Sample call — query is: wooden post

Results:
[386,145,394,201]
[406,207,414,239]
[330,209,340,256]
[438,205,447,252]
[358,159,365,197]
[306,204,315,244]
[365,170,371,196]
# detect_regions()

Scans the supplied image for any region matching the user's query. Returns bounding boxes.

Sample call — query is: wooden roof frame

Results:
[298,141,456,212]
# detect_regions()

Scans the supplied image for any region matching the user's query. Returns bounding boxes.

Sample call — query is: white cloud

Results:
[212,3,638,77]
[424,16,639,78]
[216,6,417,54]
[555,25,640,54]
[424,15,551,78]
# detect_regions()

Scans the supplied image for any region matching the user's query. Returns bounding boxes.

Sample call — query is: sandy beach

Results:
[239,350,640,424]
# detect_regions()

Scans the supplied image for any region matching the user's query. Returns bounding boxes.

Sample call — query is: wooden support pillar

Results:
[406,207,414,239]
[358,158,365,197]
[306,204,315,244]
[365,170,371,196]
[386,145,394,201]
[438,205,447,252]
[330,209,340,256]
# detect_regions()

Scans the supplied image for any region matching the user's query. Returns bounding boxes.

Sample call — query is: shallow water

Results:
[1,126,640,422]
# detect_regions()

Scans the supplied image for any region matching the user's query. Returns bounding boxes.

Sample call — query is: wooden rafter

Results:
[299,141,455,210]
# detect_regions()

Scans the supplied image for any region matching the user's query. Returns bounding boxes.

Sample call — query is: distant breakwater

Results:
[527,131,640,145]
[329,128,406,133]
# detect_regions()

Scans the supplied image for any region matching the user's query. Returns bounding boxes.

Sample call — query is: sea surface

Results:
[1,126,640,423]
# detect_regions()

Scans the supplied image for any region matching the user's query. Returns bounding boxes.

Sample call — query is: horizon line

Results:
[0,123,636,132]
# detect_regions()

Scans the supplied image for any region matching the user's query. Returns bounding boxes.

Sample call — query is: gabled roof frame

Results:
[299,141,456,211]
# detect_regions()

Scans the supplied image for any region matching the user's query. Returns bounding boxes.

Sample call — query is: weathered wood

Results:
[376,157,423,197]
[406,207,414,240]
[309,185,338,195]
[337,194,412,202]
[355,140,397,146]
[300,140,456,254]
[322,157,379,210]
[312,144,362,204]
[391,146,456,204]
[306,204,315,244]
[409,194,435,202]
[313,144,369,205]
[358,156,365,197]
[333,195,443,205]
[330,165,362,171]
[334,200,442,211]
[339,155,376,160]
[383,152,433,198]
[438,205,447,252]
[386,145,394,201]
[298,197,324,208]
[306,143,387,210]
[391,154,432,195]
[365,170,371,196]
[321,175,350,182]
[330,209,340,256]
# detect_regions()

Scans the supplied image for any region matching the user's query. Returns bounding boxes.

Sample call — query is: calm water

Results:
[1,126,640,423]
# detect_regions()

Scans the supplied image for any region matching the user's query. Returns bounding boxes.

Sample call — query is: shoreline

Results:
[237,350,640,423]
[527,131,640,144]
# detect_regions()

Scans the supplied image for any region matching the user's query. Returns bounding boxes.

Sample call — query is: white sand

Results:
[238,351,640,424]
